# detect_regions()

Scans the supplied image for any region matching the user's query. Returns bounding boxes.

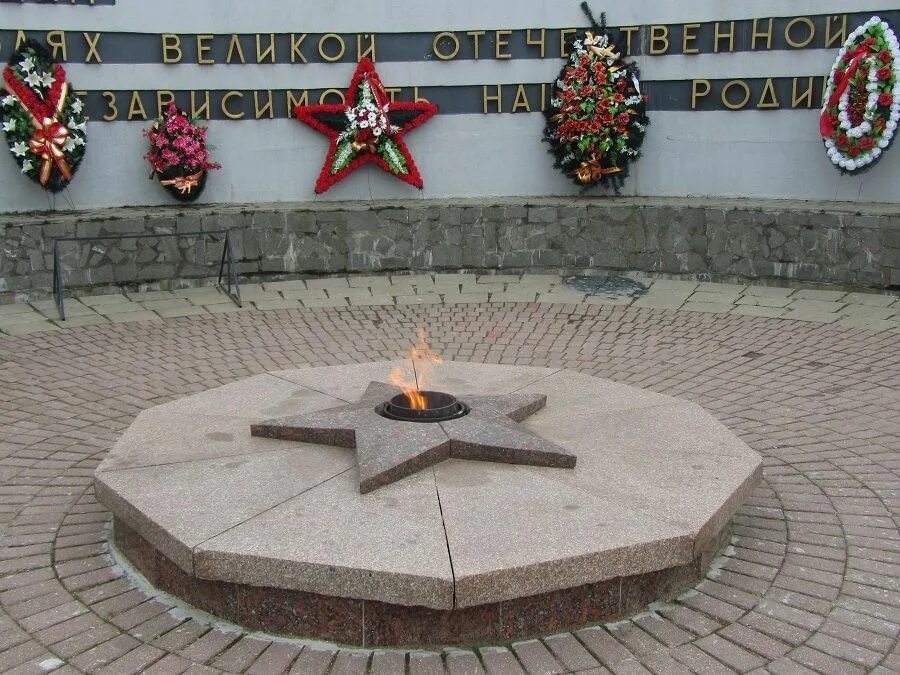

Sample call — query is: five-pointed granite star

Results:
[294,58,438,194]
[251,382,576,494]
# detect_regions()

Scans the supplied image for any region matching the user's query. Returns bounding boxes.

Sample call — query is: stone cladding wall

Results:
[1,197,898,296]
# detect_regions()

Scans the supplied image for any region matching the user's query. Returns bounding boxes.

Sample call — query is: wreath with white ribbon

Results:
[820,16,899,174]
[1,40,86,192]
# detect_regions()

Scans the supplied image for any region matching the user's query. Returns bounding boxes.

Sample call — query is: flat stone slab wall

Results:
[2,197,899,297]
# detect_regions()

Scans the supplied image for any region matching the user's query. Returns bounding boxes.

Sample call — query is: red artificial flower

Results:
[878,49,891,63]
[614,92,625,103]
[848,145,860,157]
[616,112,630,126]
[616,78,627,91]
[836,133,849,148]
[600,112,613,126]
[877,66,892,80]
[833,70,845,83]
[879,92,895,106]
[859,136,875,150]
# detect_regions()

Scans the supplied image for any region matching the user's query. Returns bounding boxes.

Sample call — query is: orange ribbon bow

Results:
[28,116,72,187]
[159,171,204,195]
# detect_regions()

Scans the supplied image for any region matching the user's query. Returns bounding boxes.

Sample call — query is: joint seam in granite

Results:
[509,368,564,394]
[189,465,357,559]
[95,446,293,473]
[432,465,457,610]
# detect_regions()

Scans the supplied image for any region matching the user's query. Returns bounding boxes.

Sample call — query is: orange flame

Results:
[388,329,443,410]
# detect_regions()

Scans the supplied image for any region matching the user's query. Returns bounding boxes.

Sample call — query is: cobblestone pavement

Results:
[1,273,899,336]
[0,289,898,673]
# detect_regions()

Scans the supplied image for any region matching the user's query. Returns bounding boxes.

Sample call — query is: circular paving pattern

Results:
[0,301,898,673]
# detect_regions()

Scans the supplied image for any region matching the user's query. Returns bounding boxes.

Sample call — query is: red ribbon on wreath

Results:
[3,63,72,186]
[28,116,72,186]
[820,44,872,138]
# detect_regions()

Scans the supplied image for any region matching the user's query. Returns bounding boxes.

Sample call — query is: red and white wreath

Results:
[820,16,899,173]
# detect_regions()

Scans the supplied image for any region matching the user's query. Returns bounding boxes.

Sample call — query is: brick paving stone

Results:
[178,629,240,663]
[95,643,166,674]
[246,641,304,674]
[478,647,527,675]
[639,651,692,675]
[542,633,601,671]
[290,646,337,674]
[329,649,371,674]
[444,650,485,675]
[510,639,564,674]
[69,634,141,671]
[408,651,445,675]
[369,650,406,675]
[788,645,867,675]
[695,634,767,671]
[209,635,271,672]
[143,652,193,675]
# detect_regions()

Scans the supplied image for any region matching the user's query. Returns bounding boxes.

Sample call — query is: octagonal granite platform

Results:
[95,362,762,646]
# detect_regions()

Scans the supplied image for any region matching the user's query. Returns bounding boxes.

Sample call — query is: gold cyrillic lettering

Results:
[526,29,546,58]
[127,91,148,120]
[791,77,815,108]
[83,32,102,63]
[483,84,502,113]
[196,35,214,64]
[318,33,346,62]
[691,79,711,109]
[319,88,345,104]
[466,31,485,59]
[384,87,400,103]
[495,30,512,59]
[757,78,780,108]
[156,90,175,117]
[649,26,669,55]
[222,91,244,119]
[826,15,847,48]
[619,26,639,56]
[256,33,276,63]
[433,32,460,60]
[162,34,183,63]
[101,91,118,121]
[541,83,548,112]
[752,18,773,50]
[286,90,309,112]
[560,28,577,57]
[357,34,376,61]
[682,24,700,54]
[191,90,211,120]
[254,90,274,119]
[290,34,308,63]
[722,80,751,110]
[512,85,531,112]
[15,31,27,51]
[785,17,815,49]
[46,31,67,61]
[74,90,89,120]
[414,87,428,103]
[227,34,246,63]
[714,21,735,52]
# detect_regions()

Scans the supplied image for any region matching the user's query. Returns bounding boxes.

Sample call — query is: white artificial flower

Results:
[359,120,369,129]
[1,95,14,107]
[70,98,83,114]
[11,141,27,157]
[373,126,382,137]
[1,119,15,133]
[39,72,54,88]
[887,119,898,132]
[19,56,34,72]
[63,137,76,152]
[847,159,857,170]
[74,136,85,146]
[24,71,42,89]
[21,159,33,173]
[67,119,86,134]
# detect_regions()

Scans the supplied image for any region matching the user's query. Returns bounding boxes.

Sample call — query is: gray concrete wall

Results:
[1,0,898,211]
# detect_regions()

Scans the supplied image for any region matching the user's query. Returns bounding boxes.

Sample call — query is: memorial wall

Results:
[1,0,898,212]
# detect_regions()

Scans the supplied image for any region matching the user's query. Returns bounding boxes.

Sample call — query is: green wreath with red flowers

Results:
[544,4,648,192]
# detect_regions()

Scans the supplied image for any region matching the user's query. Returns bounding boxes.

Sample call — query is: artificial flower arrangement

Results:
[295,58,438,194]
[820,16,899,174]
[144,103,220,201]
[544,3,648,192]
[1,40,86,192]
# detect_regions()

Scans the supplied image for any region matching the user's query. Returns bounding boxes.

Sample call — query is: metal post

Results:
[225,232,242,306]
[53,240,65,321]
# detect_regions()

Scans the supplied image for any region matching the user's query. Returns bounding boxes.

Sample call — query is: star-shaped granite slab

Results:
[250,382,576,494]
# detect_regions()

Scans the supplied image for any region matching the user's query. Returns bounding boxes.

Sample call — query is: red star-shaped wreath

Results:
[294,58,438,194]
